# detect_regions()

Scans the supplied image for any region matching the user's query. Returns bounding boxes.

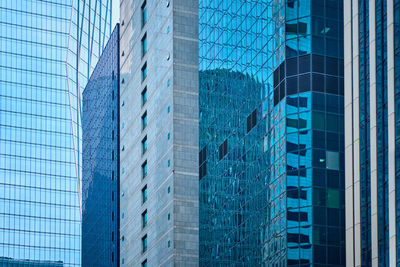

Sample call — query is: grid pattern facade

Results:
[199,1,273,265]
[0,1,111,266]
[0,257,63,267]
[269,1,345,266]
[119,0,199,266]
[345,0,400,265]
[82,24,119,267]
[199,69,266,265]
[199,0,345,266]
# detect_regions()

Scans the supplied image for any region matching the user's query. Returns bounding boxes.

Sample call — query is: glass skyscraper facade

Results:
[345,0,400,266]
[199,69,267,265]
[200,0,345,266]
[0,1,111,266]
[0,257,63,267]
[82,24,119,267]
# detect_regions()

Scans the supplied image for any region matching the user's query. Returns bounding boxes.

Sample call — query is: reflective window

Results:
[142,136,148,154]
[142,62,147,81]
[142,210,148,228]
[142,87,148,106]
[142,111,148,130]
[141,1,147,27]
[142,185,148,203]
[142,34,147,57]
[142,235,148,252]
[142,161,148,178]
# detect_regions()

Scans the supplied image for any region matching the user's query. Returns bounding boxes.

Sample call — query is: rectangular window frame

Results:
[142,135,148,154]
[218,139,228,161]
[142,160,148,178]
[142,235,148,253]
[142,111,147,130]
[141,1,147,28]
[141,87,147,106]
[141,62,147,81]
[142,185,148,203]
[141,33,147,57]
[142,210,148,228]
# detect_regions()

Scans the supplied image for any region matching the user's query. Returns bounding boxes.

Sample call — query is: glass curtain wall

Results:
[0,1,111,266]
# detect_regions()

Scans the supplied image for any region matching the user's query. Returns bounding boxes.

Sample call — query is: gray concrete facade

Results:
[119,0,199,266]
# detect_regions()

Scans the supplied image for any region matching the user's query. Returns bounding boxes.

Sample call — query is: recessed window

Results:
[167,159,170,167]
[142,235,148,253]
[167,106,170,113]
[142,62,147,81]
[142,210,148,228]
[218,139,228,161]
[142,185,148,203]
[168,240,171,247]
[142,259,147,267]
[141,34,147,57]
[141,1,147,28]
[142,111,147,130]
[142,136,148,154]
[167,186,170,193]
[141,87,147,106]
[246,109,257,133]
[142,160,148,178]
[168,213,170,220]
[167,132,170,140]
[199,146,207,180]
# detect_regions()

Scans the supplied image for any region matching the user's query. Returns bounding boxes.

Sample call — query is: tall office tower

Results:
[119,0,199,266]
[82,24,120,267]
[345,0,400,266]
[200,0,345,266]
[0,1,111,266]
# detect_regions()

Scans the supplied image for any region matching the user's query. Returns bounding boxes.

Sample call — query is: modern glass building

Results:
[345,0,400,266]
[0,257,63,267]
[199,0,345,266]
[199,69,267,265]
[0,1,111,266]
[82,24,119,267]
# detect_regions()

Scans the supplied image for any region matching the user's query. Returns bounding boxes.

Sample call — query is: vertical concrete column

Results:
[368,0,379,266]
[386,0,397,265]
[351,0,362,266]
[344,0,355,265]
